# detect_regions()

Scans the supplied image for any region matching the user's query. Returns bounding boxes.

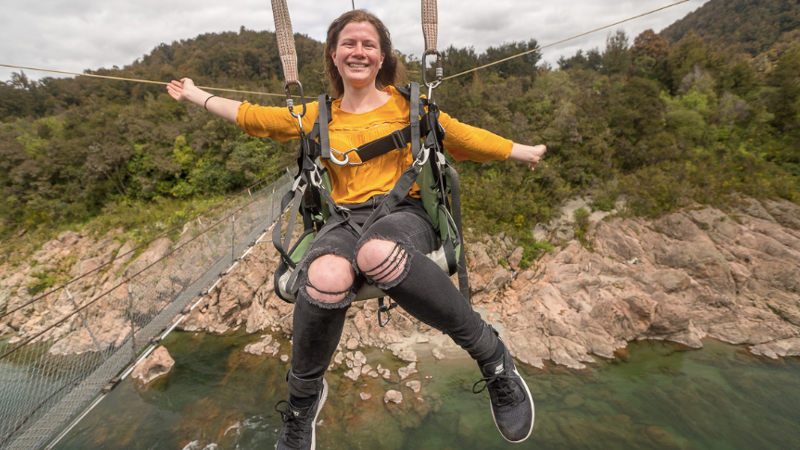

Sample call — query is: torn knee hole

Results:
[361,242,409,284]
[305,281,350,304]
[306,253,354,303]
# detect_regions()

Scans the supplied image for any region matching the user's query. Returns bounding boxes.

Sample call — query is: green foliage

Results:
[26,270,59,295]
[573,207,591,249]
[661,0,800,58]
[2,8,800,266]
[518,238,554,270]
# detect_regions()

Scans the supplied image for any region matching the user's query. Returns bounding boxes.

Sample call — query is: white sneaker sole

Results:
[310,379,328,450]
[489,367,535,443]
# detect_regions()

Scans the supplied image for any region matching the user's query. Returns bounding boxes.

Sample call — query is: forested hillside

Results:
[661,0,800,58]
[1,0,799,263]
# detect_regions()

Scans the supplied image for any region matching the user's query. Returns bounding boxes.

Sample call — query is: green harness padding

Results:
[272,82,470,306]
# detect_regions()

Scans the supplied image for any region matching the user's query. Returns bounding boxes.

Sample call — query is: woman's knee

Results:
[306,254,354,304]
[356,239,409,285]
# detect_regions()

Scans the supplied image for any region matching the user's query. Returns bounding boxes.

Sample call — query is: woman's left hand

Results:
[509,143,547,171]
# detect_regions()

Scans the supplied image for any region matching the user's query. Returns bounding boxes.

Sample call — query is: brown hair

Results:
[324,10,406,98]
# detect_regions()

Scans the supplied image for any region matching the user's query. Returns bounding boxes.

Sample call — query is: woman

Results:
[167,9,545,449]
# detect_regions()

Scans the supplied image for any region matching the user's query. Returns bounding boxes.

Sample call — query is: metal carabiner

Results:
[285,80,307,132]
[328,149,350,166]
[413,146,431,168]
[309,167,323,188]
[329,148,364,166]
[422,50,443,100]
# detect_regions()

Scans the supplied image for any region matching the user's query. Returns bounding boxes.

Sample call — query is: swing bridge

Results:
[0,1,691,447]
[0,174,293,449]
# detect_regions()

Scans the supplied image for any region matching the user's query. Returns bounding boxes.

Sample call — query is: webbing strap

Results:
[421,0,439,55]
[272,184,305,266]
[351,122,430,163]
[410,83,422,159]
[317,94,331,160]
[271,0,299,85]
[317,86,429,166]
[447,166,471,302]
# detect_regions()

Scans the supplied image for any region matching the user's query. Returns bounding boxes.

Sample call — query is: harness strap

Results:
[317,94,331,160]
[448,165,471,302]
[351,121,430,163]
[272,182,305,266]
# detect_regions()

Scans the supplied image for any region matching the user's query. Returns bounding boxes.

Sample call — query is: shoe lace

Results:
[275,400,309,448]
[472,373,524,407]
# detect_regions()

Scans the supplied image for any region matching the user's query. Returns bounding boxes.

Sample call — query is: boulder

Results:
[384,390,403,404]
[132,346,175,385]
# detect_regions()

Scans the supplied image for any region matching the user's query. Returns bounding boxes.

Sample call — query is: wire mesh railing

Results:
[0,173,292,449]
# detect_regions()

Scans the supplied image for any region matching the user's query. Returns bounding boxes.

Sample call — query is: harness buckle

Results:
[391,129,407,151]
[291,175,306,192]
[377,297,397,327]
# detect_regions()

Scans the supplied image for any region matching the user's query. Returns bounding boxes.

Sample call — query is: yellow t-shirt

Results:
[236,86,513,204]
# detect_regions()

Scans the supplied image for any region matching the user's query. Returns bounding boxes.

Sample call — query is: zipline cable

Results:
[2,1,691,94]
[443,0,690,80]
[0,63,285,97]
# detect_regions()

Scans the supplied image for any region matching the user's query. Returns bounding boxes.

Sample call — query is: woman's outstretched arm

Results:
[166,78,241,122]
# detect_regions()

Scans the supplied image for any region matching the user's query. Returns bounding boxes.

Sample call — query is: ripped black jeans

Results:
[288,196,500,398]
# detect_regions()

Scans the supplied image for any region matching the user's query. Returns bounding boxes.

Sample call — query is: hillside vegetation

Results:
[1,1,799,261]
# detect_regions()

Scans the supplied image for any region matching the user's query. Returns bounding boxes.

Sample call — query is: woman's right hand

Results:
[165,78,241,122]
[166,78,198,103]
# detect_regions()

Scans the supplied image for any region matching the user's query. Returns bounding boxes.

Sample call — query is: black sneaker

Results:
[274,379,328,450]
[473,349,534,443]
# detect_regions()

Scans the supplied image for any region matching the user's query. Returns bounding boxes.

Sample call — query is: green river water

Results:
[56,331,800,449]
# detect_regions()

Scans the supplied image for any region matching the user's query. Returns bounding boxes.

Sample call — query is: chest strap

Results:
[315,91,431,166]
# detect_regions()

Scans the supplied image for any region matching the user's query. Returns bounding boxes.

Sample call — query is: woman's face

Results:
[331,21,385,91]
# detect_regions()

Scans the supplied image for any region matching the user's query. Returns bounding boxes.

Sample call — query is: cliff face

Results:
[2,197,799,369]
[477,197,800,368]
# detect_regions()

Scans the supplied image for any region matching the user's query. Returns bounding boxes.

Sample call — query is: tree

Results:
[767,44,800,135]
[480,39,541,79]
[601,31,632,75]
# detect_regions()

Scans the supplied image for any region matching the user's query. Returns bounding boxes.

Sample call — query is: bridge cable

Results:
[0,177,272,320]
[0,184,274,361]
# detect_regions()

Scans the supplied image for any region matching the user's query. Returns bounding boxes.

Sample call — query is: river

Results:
[56,331,800,449]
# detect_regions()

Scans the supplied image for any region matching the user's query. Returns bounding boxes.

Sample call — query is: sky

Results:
[0,0,711,84]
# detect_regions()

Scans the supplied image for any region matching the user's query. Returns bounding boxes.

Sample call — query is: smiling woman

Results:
[167,7,545,449]
[323,10,398,102]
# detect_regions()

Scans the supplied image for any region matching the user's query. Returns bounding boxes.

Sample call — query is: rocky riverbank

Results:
[2,197,799,371]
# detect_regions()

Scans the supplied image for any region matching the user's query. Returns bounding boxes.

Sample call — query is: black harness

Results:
[272,82,470,324]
